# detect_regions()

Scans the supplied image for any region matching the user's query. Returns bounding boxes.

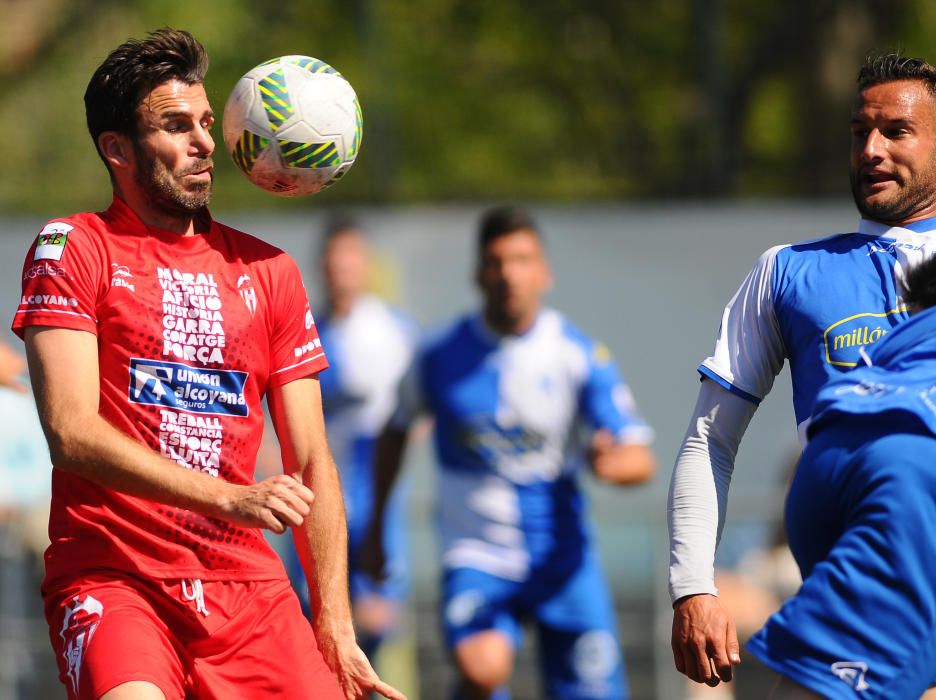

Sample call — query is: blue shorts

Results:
[747,414,936,699]
[442,546,627,700]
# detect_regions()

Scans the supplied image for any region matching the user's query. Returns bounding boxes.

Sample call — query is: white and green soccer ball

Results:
[222,55,362,196]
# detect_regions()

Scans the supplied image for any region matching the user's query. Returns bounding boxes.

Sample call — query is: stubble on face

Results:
[850,81,936,224]
[132,140,213,215]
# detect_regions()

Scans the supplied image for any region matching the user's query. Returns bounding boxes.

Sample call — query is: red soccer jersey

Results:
[12,197,328,585]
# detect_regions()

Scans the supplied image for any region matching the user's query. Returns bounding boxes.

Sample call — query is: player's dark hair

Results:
[84,28,208,167]
[477,205,542,257]
[857,52,936,96]
[318,211,366,257]
[322,212,362,241]
[903,255,936,312]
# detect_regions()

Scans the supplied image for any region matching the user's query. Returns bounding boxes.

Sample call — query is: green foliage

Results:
[0,0,933,212]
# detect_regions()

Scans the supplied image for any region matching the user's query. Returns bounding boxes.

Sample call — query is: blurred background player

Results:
[280,215,420,692]
[747,253,936,699]
[364,205,656,700]
[668,52,936,691]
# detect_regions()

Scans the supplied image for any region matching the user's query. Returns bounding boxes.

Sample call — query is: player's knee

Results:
[455,631,514,693]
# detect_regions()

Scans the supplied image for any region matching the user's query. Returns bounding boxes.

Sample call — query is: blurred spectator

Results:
[278,215,420,693]
[0,339,51,561]
[0,340,53,698]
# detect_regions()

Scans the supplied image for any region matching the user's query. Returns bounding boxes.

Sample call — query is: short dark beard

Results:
[851,159,936,224]
[132,142,213,216]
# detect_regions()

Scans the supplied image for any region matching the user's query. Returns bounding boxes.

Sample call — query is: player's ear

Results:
[98,131,133,171]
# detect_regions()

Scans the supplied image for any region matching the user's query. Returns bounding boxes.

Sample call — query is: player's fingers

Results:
[704,658,721,687]
[370,679,406,700]
[710,616,741,683]
[266,495,306,528]
[284,476,316,505]
[259,509,288,534]
[671,639,687,677]
[689,639,715,685]
[726,615,741,667]
[272,484,312,518]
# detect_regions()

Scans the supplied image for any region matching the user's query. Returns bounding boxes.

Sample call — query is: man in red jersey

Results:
[11,28,404,700]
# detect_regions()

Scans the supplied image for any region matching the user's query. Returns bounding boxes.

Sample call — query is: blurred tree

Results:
[0,0,932,213]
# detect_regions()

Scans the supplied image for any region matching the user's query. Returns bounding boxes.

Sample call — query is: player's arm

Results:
[267,376,404,700]
[24,326,313,531]
[579,341,656,485]
[358,422,411,580]
[359,354,423,582]
[668,379,757,686]
[590,431,656,484]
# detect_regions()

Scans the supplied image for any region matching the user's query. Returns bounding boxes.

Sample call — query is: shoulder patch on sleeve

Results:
[592,341,612,365]
[34,222,74,261]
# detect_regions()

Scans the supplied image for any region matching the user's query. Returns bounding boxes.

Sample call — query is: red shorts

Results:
[44,571,344,700]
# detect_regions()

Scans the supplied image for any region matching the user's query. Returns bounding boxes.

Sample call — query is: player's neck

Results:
[483,306,539,337]
[328,292,359,318]
[114,190,207,236]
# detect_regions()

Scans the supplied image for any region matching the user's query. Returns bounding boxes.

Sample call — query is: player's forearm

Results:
[41,409,239,517]
[370,425,409,537]
[667,380,756,603]
[294,453,353,631]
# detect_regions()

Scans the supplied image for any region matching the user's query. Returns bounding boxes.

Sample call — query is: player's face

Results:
[477,229,552,333]
[132,80,215,216]
[322,230,370,303]
[850,79,936,224]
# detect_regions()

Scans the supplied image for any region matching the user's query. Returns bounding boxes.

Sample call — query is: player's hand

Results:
[316,625,406,700]
[671,593,740,686]
[219,473,314,533]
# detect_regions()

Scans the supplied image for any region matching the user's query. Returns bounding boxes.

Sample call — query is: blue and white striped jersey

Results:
[394,308,652,581]
[699,217,936,438]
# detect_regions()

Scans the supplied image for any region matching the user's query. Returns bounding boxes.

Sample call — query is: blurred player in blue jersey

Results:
[282,216,418,662]
[669,53,936,693]
[746,254,936,699]
[364,206,656,700]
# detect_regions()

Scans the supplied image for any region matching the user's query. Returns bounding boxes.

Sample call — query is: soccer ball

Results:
[222,55,362,196]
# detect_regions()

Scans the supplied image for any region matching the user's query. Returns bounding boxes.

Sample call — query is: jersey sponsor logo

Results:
[110,263,135,292]
[305,309,315,329]
[830,661,870,691]
[129,358,248,417]
[20,293,79,308]
[294,338,322,358]
[24,262,66,280]
[34,222,73,261]
[823,309,901,367]
[60,594,104,695]
[237,274,257,317]
[867,237,924,256]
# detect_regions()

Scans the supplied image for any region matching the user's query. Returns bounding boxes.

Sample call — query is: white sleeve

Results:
[698,245,788,403]
[667,379,758,603]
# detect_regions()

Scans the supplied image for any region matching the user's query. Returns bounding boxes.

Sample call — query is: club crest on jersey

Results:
[60,594,104,695]
[823,310,901,367]
[34,222,73,261]
[830,661,870,691]
[129,358,249,417]
[237,274,257,317]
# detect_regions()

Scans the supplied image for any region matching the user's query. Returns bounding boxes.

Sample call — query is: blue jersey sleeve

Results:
[579,340,654,444]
